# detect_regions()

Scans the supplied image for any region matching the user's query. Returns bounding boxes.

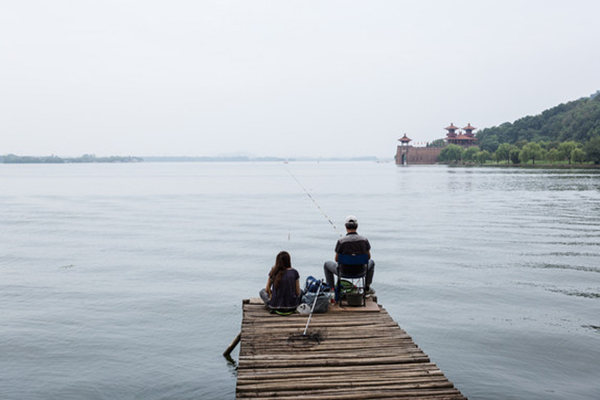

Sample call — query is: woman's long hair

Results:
[270,251,292,289]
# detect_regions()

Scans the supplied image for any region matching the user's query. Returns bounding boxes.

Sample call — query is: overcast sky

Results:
[2,1,599,158]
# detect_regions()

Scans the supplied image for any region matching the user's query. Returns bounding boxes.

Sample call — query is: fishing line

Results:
[284,166,343,237]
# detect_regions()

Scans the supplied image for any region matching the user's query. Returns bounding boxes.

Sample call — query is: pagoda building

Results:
[445,123,459,139]
[445,122,478,147]
[463,123,476,137]
[398,133,412,146]
[395,121,479,165]
[396,134,412,165]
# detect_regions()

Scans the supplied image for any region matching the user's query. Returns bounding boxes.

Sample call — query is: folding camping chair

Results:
[335,253,369,307]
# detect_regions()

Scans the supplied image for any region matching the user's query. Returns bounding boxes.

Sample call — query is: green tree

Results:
[495,143,512,164]
[558,141,579,164]
[463,147,479,163]
[571,148,587,164]
[476,150,491,164]
[510,146,521,164]
[478,135,499,153]
[584,136,600,164]
[546,140,560,150]
[519,142,544,164]
[515,140,528,149]
[546,148,560,164]
[427,139,446,148]
[438,144,464,163]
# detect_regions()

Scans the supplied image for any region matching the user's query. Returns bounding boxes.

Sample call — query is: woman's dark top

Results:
[269,268,300,310]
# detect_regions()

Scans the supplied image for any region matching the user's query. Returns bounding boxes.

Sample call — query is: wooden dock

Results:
[235,298,467,399]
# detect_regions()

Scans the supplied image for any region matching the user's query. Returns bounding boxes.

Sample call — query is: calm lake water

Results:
[1,162,599,400]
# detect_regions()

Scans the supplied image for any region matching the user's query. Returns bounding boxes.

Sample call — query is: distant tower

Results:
[397,134,412,165]
[444,122,478,147]
[463,123,476,137]
[399,133,412,146]
[445,123,459,138]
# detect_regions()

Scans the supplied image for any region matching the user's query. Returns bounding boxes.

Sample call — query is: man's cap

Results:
[345,215,358,224]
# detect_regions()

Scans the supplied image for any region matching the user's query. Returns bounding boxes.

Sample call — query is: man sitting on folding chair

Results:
[323,215,375,296]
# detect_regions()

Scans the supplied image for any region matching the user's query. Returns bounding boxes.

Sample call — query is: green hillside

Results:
[477,91,600,153]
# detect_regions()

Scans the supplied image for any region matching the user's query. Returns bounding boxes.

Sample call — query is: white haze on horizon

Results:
[1,1,599,159]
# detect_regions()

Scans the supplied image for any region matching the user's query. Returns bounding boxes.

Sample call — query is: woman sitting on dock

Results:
[259,251,301,313]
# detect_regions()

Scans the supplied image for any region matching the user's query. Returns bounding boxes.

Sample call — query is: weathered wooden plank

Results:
[235,299,466,399]
[237,374,452,390]
[239,346,425,359]
[237,372,446,386]
[237,363,442,378]
[238,358,432,371]
[237,387,465,400]
[241,320,401,330]
[237,391,466,400]
[240,342,420,353]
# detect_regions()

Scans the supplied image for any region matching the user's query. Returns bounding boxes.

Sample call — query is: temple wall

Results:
[396,146,442,165]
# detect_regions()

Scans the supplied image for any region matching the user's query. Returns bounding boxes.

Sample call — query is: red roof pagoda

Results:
[463,123,476,137]
[444,122,477,147]
[398,134,412,144]
[445,123,459,138]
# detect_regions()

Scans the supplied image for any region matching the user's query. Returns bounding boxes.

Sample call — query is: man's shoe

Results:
[365,287,376,297]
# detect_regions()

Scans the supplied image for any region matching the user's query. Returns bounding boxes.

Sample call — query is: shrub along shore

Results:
[438,137,600,167]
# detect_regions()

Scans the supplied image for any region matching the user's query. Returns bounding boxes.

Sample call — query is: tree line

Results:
[438,91,600,165]
[438,138,600,165]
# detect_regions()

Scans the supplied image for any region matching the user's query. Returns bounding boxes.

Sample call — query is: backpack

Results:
[301,276,331,313]
[304,275,331,293]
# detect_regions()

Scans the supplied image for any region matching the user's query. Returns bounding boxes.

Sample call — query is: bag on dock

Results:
[301,276,330,313]
[304,275,331,293]
[301,291,329,313]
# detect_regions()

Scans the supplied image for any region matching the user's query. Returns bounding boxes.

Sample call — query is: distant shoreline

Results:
[0,154,381,164]
[143,156,380,162]
[0,154,143,164]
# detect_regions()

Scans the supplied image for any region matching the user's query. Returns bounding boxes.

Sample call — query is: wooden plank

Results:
[237,363,443,378]
[235,300,466,399]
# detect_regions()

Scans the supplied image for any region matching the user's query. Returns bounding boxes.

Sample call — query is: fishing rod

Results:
[303,280,323,336]
[284,166,342,237]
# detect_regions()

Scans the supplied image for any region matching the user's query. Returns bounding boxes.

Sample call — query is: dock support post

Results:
[223,332,241,357]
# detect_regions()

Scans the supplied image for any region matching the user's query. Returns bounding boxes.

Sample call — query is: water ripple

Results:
[527,263,600,273]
